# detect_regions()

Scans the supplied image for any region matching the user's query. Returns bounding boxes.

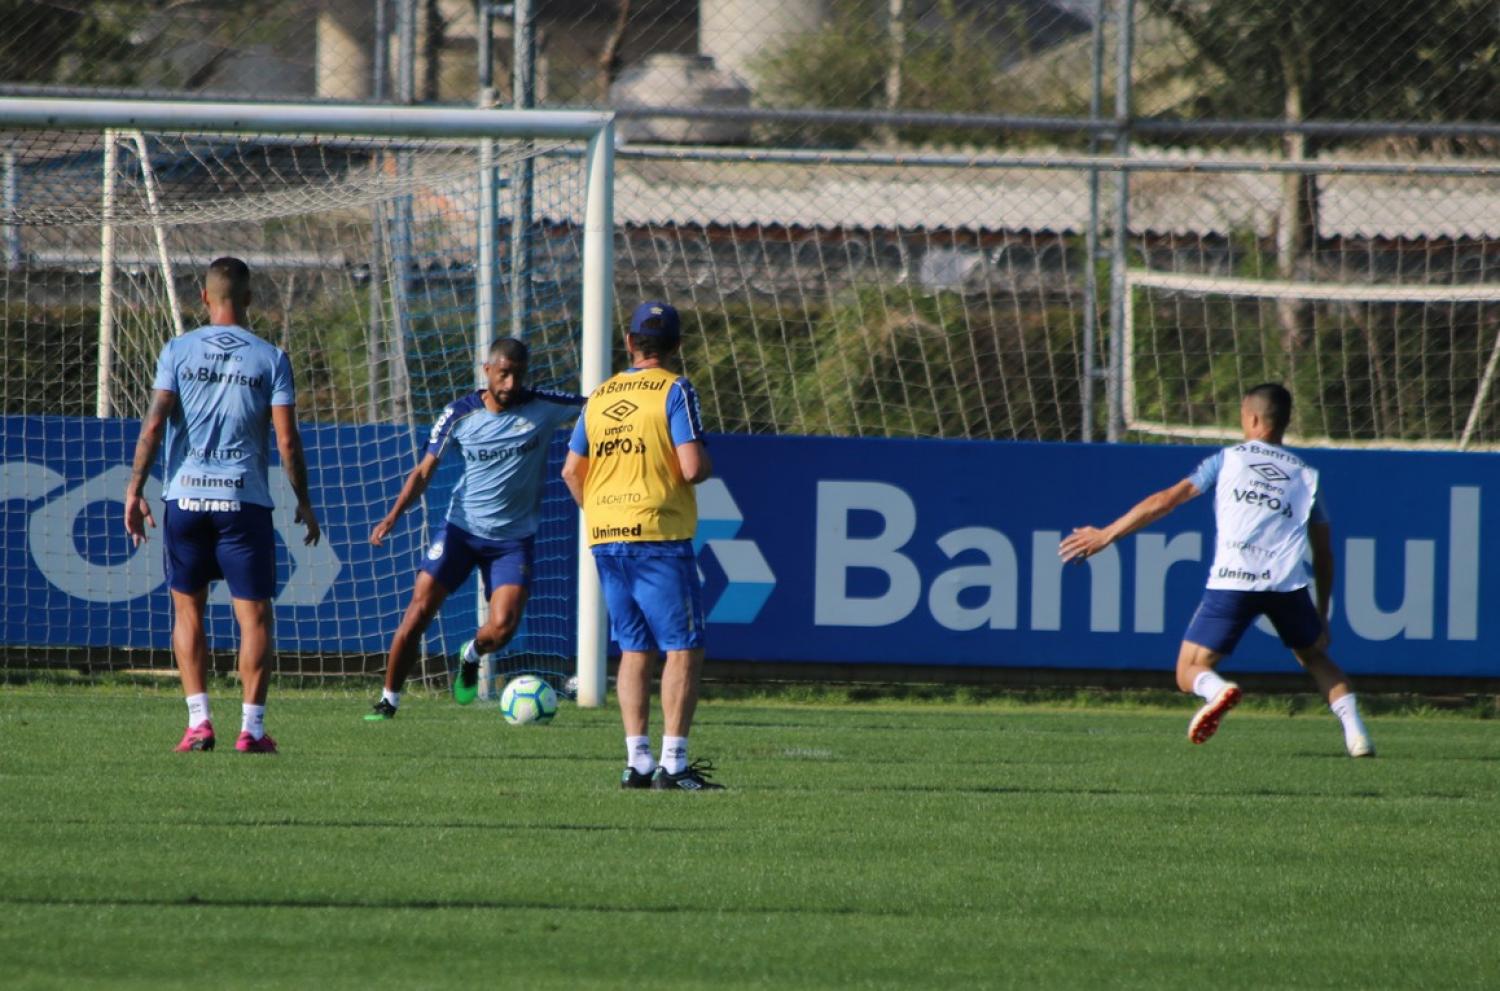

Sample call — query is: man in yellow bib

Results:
[562,301,722,791]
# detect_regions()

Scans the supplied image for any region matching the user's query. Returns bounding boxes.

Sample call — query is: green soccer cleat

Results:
[452,641,480,705]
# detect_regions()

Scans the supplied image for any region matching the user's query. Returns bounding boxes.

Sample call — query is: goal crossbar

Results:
[1123,269,1500,450]
[0,96,615,706]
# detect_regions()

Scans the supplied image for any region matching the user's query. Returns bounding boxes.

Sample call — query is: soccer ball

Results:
[499,675,558,725]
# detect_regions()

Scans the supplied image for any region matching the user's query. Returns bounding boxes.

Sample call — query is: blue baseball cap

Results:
[628,301,680,339]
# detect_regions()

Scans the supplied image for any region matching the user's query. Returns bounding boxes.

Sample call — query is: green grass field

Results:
[2,684,1498,990]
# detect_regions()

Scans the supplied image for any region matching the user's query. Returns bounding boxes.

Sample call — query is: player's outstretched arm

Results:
[676,439,712,484]
[123,389,177,547]
[1059,478,1200,563]
[370,453,439,546]
[560,451,588,508]
[272,404,320,546]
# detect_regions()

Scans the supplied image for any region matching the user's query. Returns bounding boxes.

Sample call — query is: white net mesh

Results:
[1,125,591,684]
[1126,271,1500,448]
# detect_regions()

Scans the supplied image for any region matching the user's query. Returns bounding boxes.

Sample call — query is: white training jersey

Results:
[1193,441,1320,592]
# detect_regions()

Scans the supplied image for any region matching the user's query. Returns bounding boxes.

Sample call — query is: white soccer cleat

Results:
[1346,733,1376,758]
[1187,683,1242,744]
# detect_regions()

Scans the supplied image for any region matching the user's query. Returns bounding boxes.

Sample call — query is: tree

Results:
[751,0,1087,148]
[0,1,148,86]
[1146,0,1500,345]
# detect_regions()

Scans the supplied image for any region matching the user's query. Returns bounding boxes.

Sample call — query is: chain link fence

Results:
[3,0,1499,446]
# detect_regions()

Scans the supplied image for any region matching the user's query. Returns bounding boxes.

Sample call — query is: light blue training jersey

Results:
[426,389,585,540]
[152,324,295,508]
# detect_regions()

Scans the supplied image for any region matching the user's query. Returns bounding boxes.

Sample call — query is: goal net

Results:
[0,99,614,702]
[1125,270,1500,449]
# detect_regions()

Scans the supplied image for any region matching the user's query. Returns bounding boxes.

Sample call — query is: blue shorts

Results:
[1183,588,1324,655]
[592,546,705,652]
[163,499,276,600]
[421,523,534,597]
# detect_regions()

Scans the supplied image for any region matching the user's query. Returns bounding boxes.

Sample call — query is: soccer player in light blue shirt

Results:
[365,337,584,720]
[124,256,320,755]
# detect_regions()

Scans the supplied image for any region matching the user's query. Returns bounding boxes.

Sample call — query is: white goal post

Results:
[1123,269,1500,450]
[0,96,613,706]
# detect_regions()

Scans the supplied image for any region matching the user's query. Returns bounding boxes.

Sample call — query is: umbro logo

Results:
[204,333,247,352]
[602,400,638,422]
[1248,462,1291,482]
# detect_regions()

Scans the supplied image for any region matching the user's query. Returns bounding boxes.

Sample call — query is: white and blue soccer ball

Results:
[499,675,558,725]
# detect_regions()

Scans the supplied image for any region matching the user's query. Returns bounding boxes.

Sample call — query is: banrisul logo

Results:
[694,479,774,623]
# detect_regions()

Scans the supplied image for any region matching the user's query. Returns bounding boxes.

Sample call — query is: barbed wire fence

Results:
[3,0,1499,447]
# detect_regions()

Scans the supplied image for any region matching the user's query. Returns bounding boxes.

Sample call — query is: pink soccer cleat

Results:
[1188,684,1242,744]
[235,731,279,754]
[174,720,216,752]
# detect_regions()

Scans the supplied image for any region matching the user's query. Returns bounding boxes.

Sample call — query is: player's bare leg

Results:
[170,588,216,751]
[231,597,273,706]
[231,596,277,752]
[453,584,528,705]
[1177,639,1240,744]
[171,588,211,697]
[653,647,720,790]
[661,647,702,739]
[383,571,449,692]
[473,584,527,655]
[1292,643,1374,757]
[617,649,655,738]
[365,572,449,720]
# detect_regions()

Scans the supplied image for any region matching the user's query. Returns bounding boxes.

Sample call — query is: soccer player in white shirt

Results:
[1059,384,1374,757]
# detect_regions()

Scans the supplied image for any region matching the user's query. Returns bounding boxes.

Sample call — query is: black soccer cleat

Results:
[620,766,655,790]
[651,759,725,792]
[364,699,397,721]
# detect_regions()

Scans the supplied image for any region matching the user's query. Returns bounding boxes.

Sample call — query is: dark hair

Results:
[628,332,678,361]
[204,256,251,302]
[489,337,530,363]
[1244,382,1293,433]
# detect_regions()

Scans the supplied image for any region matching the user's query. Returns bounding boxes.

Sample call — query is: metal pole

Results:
[391,0,416,427]
[574,119,615,710]
[96,131,117,418]
[2,151,18,271]
[1080,0,1105,443]
[128,131,185,338]
[477,0,498,361]
[509,0,534,342]
[474,0,500,690]
[367,0,390,420]
[1105,0,1134,442]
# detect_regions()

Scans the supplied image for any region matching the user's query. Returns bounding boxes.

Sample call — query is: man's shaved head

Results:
[204,256,251,304]
[1243,382,1293,435]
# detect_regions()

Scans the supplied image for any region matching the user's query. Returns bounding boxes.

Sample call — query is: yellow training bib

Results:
[581,367,698,545]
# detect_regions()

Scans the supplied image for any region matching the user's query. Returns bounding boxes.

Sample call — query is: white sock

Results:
[186,693,211,728]
[661,735,688,775]
[241,703,266,740]
[626,735,655,774]
[1192,670,1230,702]
[1330,693,1368,741]
[462,641,481,664]
[382,689,401,709]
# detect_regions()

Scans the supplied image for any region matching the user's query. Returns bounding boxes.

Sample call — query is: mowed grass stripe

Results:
[1,685,1497,990]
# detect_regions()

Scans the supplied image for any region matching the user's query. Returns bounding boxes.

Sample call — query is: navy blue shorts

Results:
[163,499,276,600]
[421,523,534,597]
[1183,588,1324,655]
[592,549,705,652]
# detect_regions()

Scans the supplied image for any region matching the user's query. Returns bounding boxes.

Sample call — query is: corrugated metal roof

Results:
[611,149,1500,240]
